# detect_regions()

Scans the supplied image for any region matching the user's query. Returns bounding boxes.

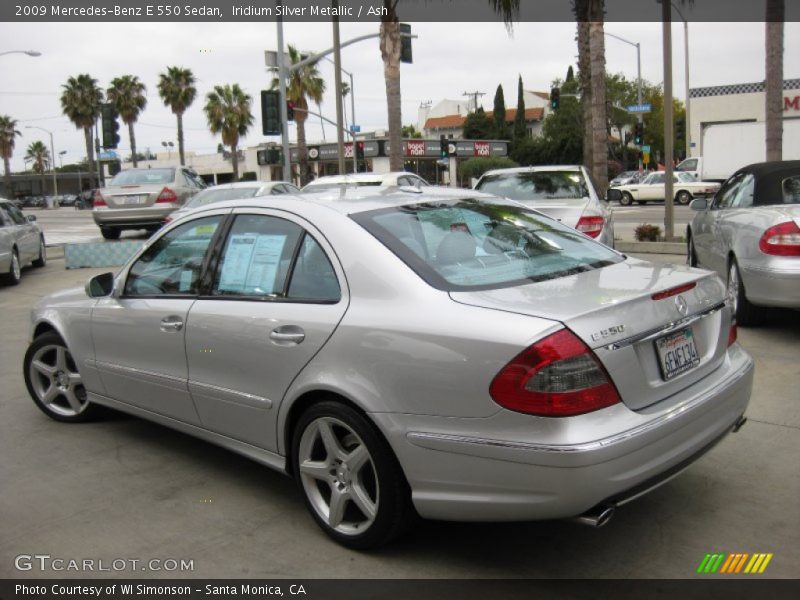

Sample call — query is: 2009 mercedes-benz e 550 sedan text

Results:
[24,188,753,549]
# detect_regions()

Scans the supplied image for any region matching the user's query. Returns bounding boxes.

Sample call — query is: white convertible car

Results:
[613,171,720,206]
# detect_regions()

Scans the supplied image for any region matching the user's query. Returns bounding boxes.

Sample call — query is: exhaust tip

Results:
[572,505,615,528]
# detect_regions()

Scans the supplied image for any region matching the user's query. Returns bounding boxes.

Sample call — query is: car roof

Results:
[737,160,800,179]
[735,160,800,205]
[202,181,287,190]
[305,172,417,185]
[480,165,585,178]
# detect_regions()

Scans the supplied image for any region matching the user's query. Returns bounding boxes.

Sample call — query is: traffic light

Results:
[101,103,120,149]
[550,87,560,111]
[286,100,295,122]
[261,90,280,136]
[440,135,449,159]
[634,121,644,145]
[355,141,365,161]
[400,23,413,64]
[268,147,281,165]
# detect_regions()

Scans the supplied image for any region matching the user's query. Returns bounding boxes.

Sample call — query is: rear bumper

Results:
[373,344,753,522]
[93,206,175,228]
[740,259,800,308]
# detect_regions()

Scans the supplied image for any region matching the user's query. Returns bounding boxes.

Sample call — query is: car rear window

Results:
[186,187,261,209]
[352,197,622,291]
[782,175,800,204]
[304,181,382,192]
[110,169,175,186]
[476,171,589,202]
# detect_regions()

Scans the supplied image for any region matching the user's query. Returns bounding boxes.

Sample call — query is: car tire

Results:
[100,227,121,240]
[292,400,415,549]
[727,258,763,326]
[687,231,698,267]
[32,237,46,268]
[676,190,692,205]
[23,331,99,423]
[620,192,634,206]
[2,248,22,285]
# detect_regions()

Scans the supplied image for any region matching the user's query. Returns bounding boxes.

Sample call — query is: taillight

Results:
[727,321,738,347]
[93,190,107,207]
[489,328,621,417]
[759,221,800,256]
[576,215,605,238]
[156,187,179,204]
[651,281,697,301]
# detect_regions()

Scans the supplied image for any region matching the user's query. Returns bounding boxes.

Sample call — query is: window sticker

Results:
[179,270,194,292]
[218,233,287,295]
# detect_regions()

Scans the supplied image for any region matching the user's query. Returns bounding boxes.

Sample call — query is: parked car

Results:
[687,160,800,325]
[0,199,46,285]
[92,167,205,239]
[75,189,95,210]
[609,170,643,187]
[473,165,615,248]
[165,181,301,224]
[302,171,430,192]
[58,194,78,207]
[612,171,720,206]
[24,188,752,549]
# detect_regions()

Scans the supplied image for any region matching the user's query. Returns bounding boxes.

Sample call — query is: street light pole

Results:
[276,13,292,183]
[321,55,358,174]
[332,4,346,175]
[605,32,643,170]
[662,2,675,241]
[25,125,57,197]
[672,2,691,158]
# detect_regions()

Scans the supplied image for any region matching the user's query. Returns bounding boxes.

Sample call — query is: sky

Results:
[1,20,798,171]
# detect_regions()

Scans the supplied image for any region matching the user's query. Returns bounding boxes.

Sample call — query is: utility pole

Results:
[662,1,675,241]
[276,12,292,183]
[332,1,346,175]
[462,91,485,112]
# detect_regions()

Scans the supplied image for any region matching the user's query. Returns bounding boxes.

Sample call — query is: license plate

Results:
[122,196,144,205]
[655,328,700,381]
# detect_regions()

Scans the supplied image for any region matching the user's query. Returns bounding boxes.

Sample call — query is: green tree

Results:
[459,156,518,183]
[0,115,21,197]
[157,66,196,166]
[401,124,422,138]
[270,44,325,185]
[513,75,527,141]
[203,84,254,181]
[566,65,575,83]
[25,140,50,173]
[463,107,494,140]
[606,73,638,168]
[107,75,147,167]
[60,74,103,187]
[492,84,509,140]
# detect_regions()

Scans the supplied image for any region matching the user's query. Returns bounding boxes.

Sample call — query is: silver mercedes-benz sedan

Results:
[1,199,46,285]
[24,188,752,549]
[473,165,616,248]
[687,160,800,325]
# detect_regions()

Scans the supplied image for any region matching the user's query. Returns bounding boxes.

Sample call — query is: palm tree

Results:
[203,84,254,181]
[107,75,147,167]
[574,1,593,170]
[60,74,103,187]
[270,45,325,185]
[587,1,608,193]
[157,66,196,166]
[0,115,21,197]
[25,140,50,196]
[379,1,403,171]
[766,0,784,161]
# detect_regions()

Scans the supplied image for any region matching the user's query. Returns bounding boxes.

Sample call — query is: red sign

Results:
[344,142,353,158]
[474,142,491,157]
[406,140,426,157]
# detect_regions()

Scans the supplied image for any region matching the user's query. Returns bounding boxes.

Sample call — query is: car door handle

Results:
[270,325,305,346]
[160,316,184,332]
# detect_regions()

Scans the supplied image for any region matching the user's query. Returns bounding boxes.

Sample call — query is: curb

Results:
[45,246,65,260]
[615,241,685,255]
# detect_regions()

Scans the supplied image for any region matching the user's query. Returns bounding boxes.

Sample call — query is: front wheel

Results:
[619,192,634,206]
[100,227,121,240]
[32,237,46,268]
[24,332,98,422]
[727,258,763,326]
[2,249,21,285]
[676,190,693,205]
[292,401,414,549]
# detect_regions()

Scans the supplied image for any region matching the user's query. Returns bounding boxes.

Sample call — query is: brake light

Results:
[489,328,621,417]
[727,321,738,347]
[576,215,604,238]
[651,281,697,301]
[93,190,106,207]
[759,221,800,256]
[156,187,179,204]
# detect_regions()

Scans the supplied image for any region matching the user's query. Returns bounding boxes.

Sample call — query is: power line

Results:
[462,91,485,112]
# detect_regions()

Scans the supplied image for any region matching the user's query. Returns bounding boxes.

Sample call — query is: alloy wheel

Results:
[27,343,88,417]
[727,262,740,317]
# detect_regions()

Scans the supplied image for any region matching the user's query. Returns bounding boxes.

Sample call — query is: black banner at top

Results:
[3,0,800,23]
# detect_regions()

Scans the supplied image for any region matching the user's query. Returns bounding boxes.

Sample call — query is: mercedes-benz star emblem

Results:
[675,295,689,316]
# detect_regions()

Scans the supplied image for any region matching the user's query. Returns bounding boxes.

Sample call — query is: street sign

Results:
[627,103,652,114]
[98,150,118,161]
[350,125,361,133]
[641,145,651,153]
[643,152,651,165]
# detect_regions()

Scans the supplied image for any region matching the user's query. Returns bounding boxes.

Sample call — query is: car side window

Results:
[412,175,429,187]
[270,185,286,194]
[124,216,222,297]
[287,234,341,302]
[0,205,11,226]
[5,203,27,225]
[730,174,755,209]
[782,175,800,204]
[213,215,303,298]
[714,173,745,209]
[650,173,665,185]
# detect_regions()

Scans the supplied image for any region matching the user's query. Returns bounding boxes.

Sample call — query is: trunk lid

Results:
[517,197,589,229]
[102,185,160,209]
[450,258,731,411]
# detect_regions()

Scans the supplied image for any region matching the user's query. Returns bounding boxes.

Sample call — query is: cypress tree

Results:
[566,65,575,82]
[493,84,509,140]
[513,75,527,141]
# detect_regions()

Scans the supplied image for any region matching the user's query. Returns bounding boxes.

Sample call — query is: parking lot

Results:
[1,238,798,579]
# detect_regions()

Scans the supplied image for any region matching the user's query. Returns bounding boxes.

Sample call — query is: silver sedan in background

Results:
[25,189,751,549]
[473,165,615,248]
[688,160,800,325]
[0,199,46,285]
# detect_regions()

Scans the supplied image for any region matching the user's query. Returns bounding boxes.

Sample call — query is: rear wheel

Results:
[676,190,692,205]
[24,332,98,422]
[619,192,634,206]
[2,248,21,285]
[727,258,763,326]
[32,237,46,268]
[687,231,698,267]
[292,401,414,549]
[100,227,121,240]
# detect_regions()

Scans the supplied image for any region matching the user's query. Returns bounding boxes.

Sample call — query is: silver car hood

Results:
[449,257,725,350]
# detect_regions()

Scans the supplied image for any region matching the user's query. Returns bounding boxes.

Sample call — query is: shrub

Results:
[634,223,662,242]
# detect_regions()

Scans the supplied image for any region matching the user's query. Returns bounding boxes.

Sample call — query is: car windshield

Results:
[353,197,622,291]
[476,171,589,202]
[109,169,175,186]
[676,172,695,183]
[185,187,261,209]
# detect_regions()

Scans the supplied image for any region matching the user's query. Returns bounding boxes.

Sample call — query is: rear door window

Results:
[782,175,800,204]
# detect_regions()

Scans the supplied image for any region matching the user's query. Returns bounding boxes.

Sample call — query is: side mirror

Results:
[606,189,623,203]
[689,198,708,211]
[27,215,37,222]
[85,272,115,298]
